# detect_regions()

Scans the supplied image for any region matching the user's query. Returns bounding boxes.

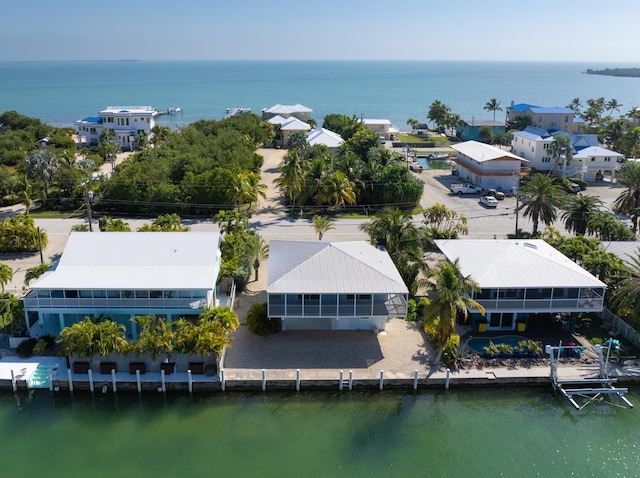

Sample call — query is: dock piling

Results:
[349,370,353,391]
[296,369,300,391]
[445,369,450,389]
[339,370,343,391]
[160,369,166,393]
[10,369,16,392]
[88,369,94,392]
[48,370,54,392]
[261,369,266,392]
[187,370,193,393]
[413,370,419,390]
[67,369,74,392]
[379,370,384,391]
[111,369,117,392]
[221,369,225,392]
[136,370,141,393]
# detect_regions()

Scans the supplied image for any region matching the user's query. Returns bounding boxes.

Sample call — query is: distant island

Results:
[585,67,640,78]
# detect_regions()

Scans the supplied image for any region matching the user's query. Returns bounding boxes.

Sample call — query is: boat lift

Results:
[547,342,633,410]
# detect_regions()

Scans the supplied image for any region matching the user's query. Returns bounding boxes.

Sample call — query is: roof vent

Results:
[523,242,537,249]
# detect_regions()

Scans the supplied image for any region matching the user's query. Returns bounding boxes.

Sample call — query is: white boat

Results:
[167,107,182,114]
[425,152,450,160]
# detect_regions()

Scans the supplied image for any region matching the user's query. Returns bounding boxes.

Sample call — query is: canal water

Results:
[2,387,639,477]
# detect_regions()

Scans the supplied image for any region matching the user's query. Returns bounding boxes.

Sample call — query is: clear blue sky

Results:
[1,0,638,62]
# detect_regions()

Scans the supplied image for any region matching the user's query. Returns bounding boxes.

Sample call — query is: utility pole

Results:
[85,189,94,232]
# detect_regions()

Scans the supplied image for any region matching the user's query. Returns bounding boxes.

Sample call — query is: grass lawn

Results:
[28,209,83,219]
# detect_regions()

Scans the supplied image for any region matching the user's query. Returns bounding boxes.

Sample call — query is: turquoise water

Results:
[467,336,526,353]
[1,388,640,477]
[1,61,639,130]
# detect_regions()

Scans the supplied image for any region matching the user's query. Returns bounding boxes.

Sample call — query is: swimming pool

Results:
[466,335,525,354]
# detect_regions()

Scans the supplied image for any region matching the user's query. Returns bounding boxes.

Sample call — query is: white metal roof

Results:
[279,116,311,131]
[573,146,624,159]
[100,106,158,116]
[452,140,527,163]
[263,104,312,114]
[267,115,288,125]
[31,232,221,291]
[362,119,391,125]
[434,239,606,289]
[268,240,408,294]
[306,127,344,148]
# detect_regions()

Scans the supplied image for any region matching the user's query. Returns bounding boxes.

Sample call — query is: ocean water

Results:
[1,60,639,130]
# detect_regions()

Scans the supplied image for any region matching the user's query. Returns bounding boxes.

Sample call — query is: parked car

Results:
[450,183,483,195]
[480,196,498,208]
[486,189,505,200]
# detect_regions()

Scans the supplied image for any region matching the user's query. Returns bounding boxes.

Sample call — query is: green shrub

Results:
[405,299,418,322]
[246,302,281,335]
[16,338,38,357]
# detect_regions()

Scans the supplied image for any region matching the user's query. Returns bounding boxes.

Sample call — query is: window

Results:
[604,157,610,162]
[150,290,162,299]
[135,290,149,298]
[122,290,135,298]
[64,290,78,298]
[79,290,92,298]
[591,157,595,162]
[94,290,106,298]
[107,290,120,298]
[36,290,50,298]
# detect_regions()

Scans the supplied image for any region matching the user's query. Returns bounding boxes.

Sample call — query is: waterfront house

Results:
[261,104,313,122]
[75,106,159,150]
[511,127,622,180]
[434,239,607,331]
[268,115,312,147]
[23,232,222,339]
[455,119,505,142]
[267,240,408,331]
[506,102,581,133]
[450,140,526,191]
[572,146,624,182]
[306,127,344,153]
[361,119,398,140]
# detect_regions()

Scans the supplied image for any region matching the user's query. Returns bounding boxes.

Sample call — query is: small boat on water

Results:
[425,152,450,160]
[167,107,182,114]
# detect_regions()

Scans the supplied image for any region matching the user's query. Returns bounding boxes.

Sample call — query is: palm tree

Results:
[428,100,451,132]
[24,263,51,286]
[245,233,269,282]
[612,249,640,321]
[548,134,573,174]
[568,97,582,115]
[422,258,484,364]
[231,171,267,212]
[317,170,356,209]
[360,208,421,263]
[613,161,640,232]
[0,263,12,292]
[484,98,503,121]
[518,175,565,236]
[406,118,419,131]
[27,148,58,197]
[311,215,335,240]
[274,150,308,213]
[606,98,623,116]
[561,194,603,236]
[131,314,174,360]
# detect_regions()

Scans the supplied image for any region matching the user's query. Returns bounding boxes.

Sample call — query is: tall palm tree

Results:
[245,233,269,282]
[0,263,13,292]
[27,148,58,197]
[613,161,640,232]
[519,175,565,236]
[483,98,503,121]
[611,249,640,321]
[360,208,421,263]
[606,98,623,116]
[317,170,356,209]
[231,171,267,211]
[311,215,335,240]
[561,194,603,236]
[274,150,308,213]
[422,258,484,364]
[548,134,573,174]
[568,97,582,115]
[15,176,33,214]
